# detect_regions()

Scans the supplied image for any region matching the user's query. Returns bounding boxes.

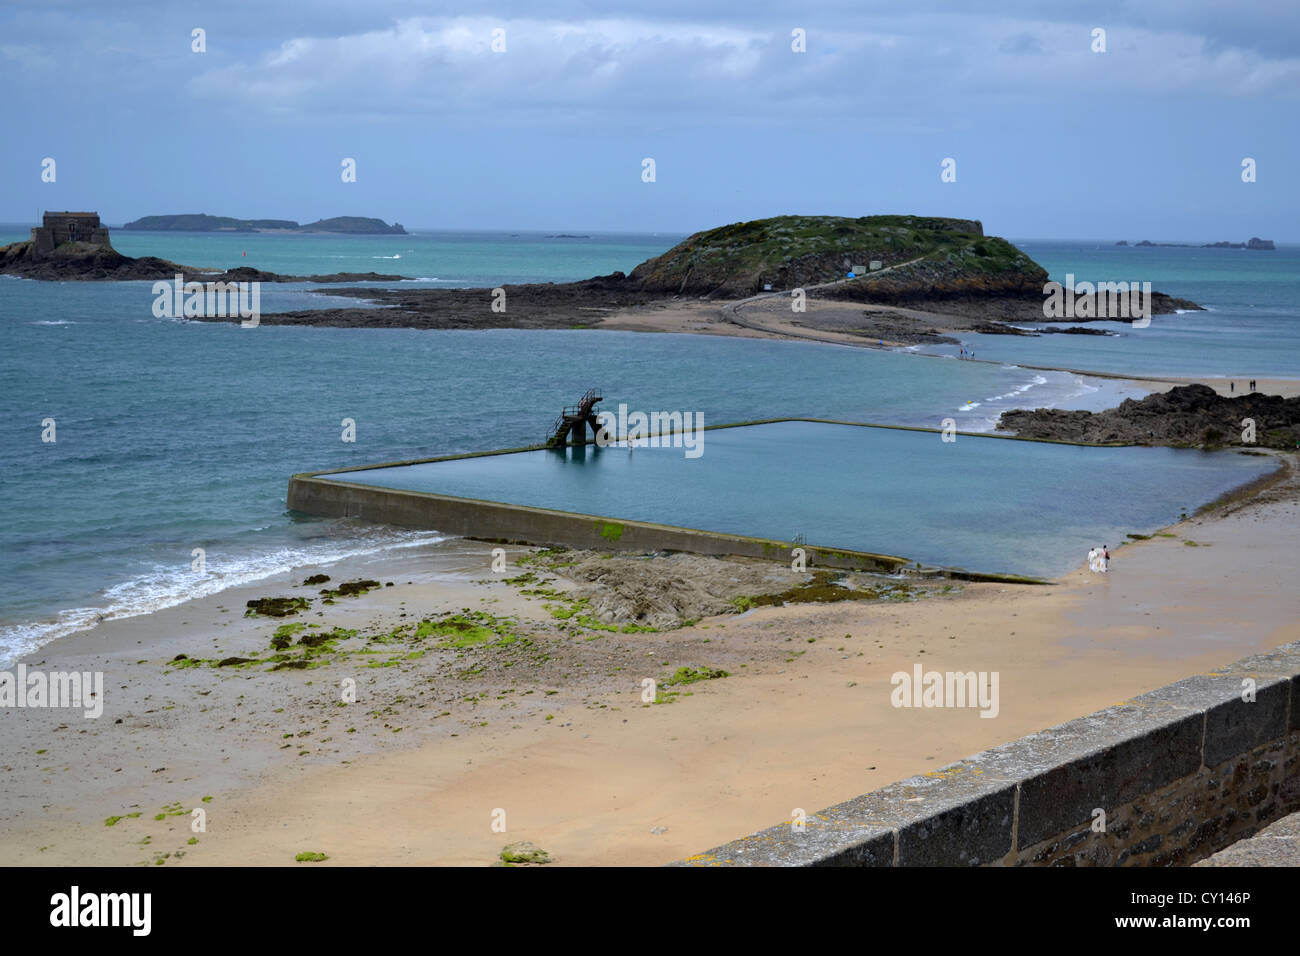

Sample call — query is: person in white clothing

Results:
[1087,547,1098,572]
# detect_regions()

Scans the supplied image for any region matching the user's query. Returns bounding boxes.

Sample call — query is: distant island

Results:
[1117,238,1274,250]
[0,211,408,281]
[122,214,406,235]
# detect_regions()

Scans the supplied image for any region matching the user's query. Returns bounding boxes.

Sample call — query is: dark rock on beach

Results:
[963,322,1035,335]
[998,384,1300,448]
[1036,325,1116,335]
[245,596,310,617]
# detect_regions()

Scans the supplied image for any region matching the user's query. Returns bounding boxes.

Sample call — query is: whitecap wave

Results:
[0,529,447,665]
[983,374,1049,403]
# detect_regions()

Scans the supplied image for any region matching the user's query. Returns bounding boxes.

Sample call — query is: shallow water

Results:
[331,421,1277,578]
[925,241,1300,378]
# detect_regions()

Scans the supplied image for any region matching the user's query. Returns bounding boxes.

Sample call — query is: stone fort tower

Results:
[31,211,113,255]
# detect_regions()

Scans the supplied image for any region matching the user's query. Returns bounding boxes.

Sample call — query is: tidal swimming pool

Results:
[320,420,1276,577]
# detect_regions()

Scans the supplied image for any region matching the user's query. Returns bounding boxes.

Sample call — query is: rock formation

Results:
[998,384,1300,449]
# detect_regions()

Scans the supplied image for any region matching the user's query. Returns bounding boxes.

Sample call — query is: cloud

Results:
[180,13,1300,128]
[2,3,1296,131]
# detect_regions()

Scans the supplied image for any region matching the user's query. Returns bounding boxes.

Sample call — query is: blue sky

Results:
[1,0,1296,239]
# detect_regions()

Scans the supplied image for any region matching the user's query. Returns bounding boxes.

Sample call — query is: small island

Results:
[227,214,1201,334]
[0,212,408,281]
[1121,238,1275,250]
[122,213,407,235]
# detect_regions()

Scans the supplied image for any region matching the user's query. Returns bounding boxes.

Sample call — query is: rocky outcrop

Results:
[0,240,406,282]
[636,215,1202,318]
[205,272,652,329]
[821,269,1201,322]
[965,323,1115,336]
[818,253,1047,306]
[192,266,406,283]
[0,239,195,280]
[998,384,1300,449]
[628,215,1013,298]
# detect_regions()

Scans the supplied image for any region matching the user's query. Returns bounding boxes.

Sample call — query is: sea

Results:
[1,227,1297,663]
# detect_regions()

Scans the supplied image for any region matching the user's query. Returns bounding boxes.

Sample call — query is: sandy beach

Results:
[2,450,1295,867]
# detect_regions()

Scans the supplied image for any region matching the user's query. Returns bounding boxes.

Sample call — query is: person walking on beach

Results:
[1101,546,1110,572]
[1087,546,1098,572]
[1230,381,1234,393]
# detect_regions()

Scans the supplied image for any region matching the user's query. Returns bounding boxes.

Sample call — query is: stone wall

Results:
[30,212,111,254]
[676,642,1300,866]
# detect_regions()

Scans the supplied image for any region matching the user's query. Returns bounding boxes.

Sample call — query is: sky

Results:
[1,0,1297,239]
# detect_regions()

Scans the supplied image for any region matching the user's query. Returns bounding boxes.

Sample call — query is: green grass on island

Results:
[629,214,1044,297]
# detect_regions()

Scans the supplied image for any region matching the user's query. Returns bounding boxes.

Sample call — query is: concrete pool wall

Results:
[286,418,1084,581]
[288,461,912,574]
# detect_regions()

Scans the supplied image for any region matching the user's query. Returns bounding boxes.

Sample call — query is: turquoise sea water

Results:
[0,227,680,287]
[330,421,1275,578]
[1,229,1295,663]
[924,241,1300,378]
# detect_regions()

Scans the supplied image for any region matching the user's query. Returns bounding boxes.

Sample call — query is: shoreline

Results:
[3,415,1279,667]
[1,456,1294,866]
[4,267,1296,866]
[3,394,1291,669]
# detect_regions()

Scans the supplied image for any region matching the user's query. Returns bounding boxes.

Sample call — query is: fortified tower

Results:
[30,212,113,255]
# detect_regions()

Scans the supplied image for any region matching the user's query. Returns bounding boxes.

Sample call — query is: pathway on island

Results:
[720,256,927,346]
